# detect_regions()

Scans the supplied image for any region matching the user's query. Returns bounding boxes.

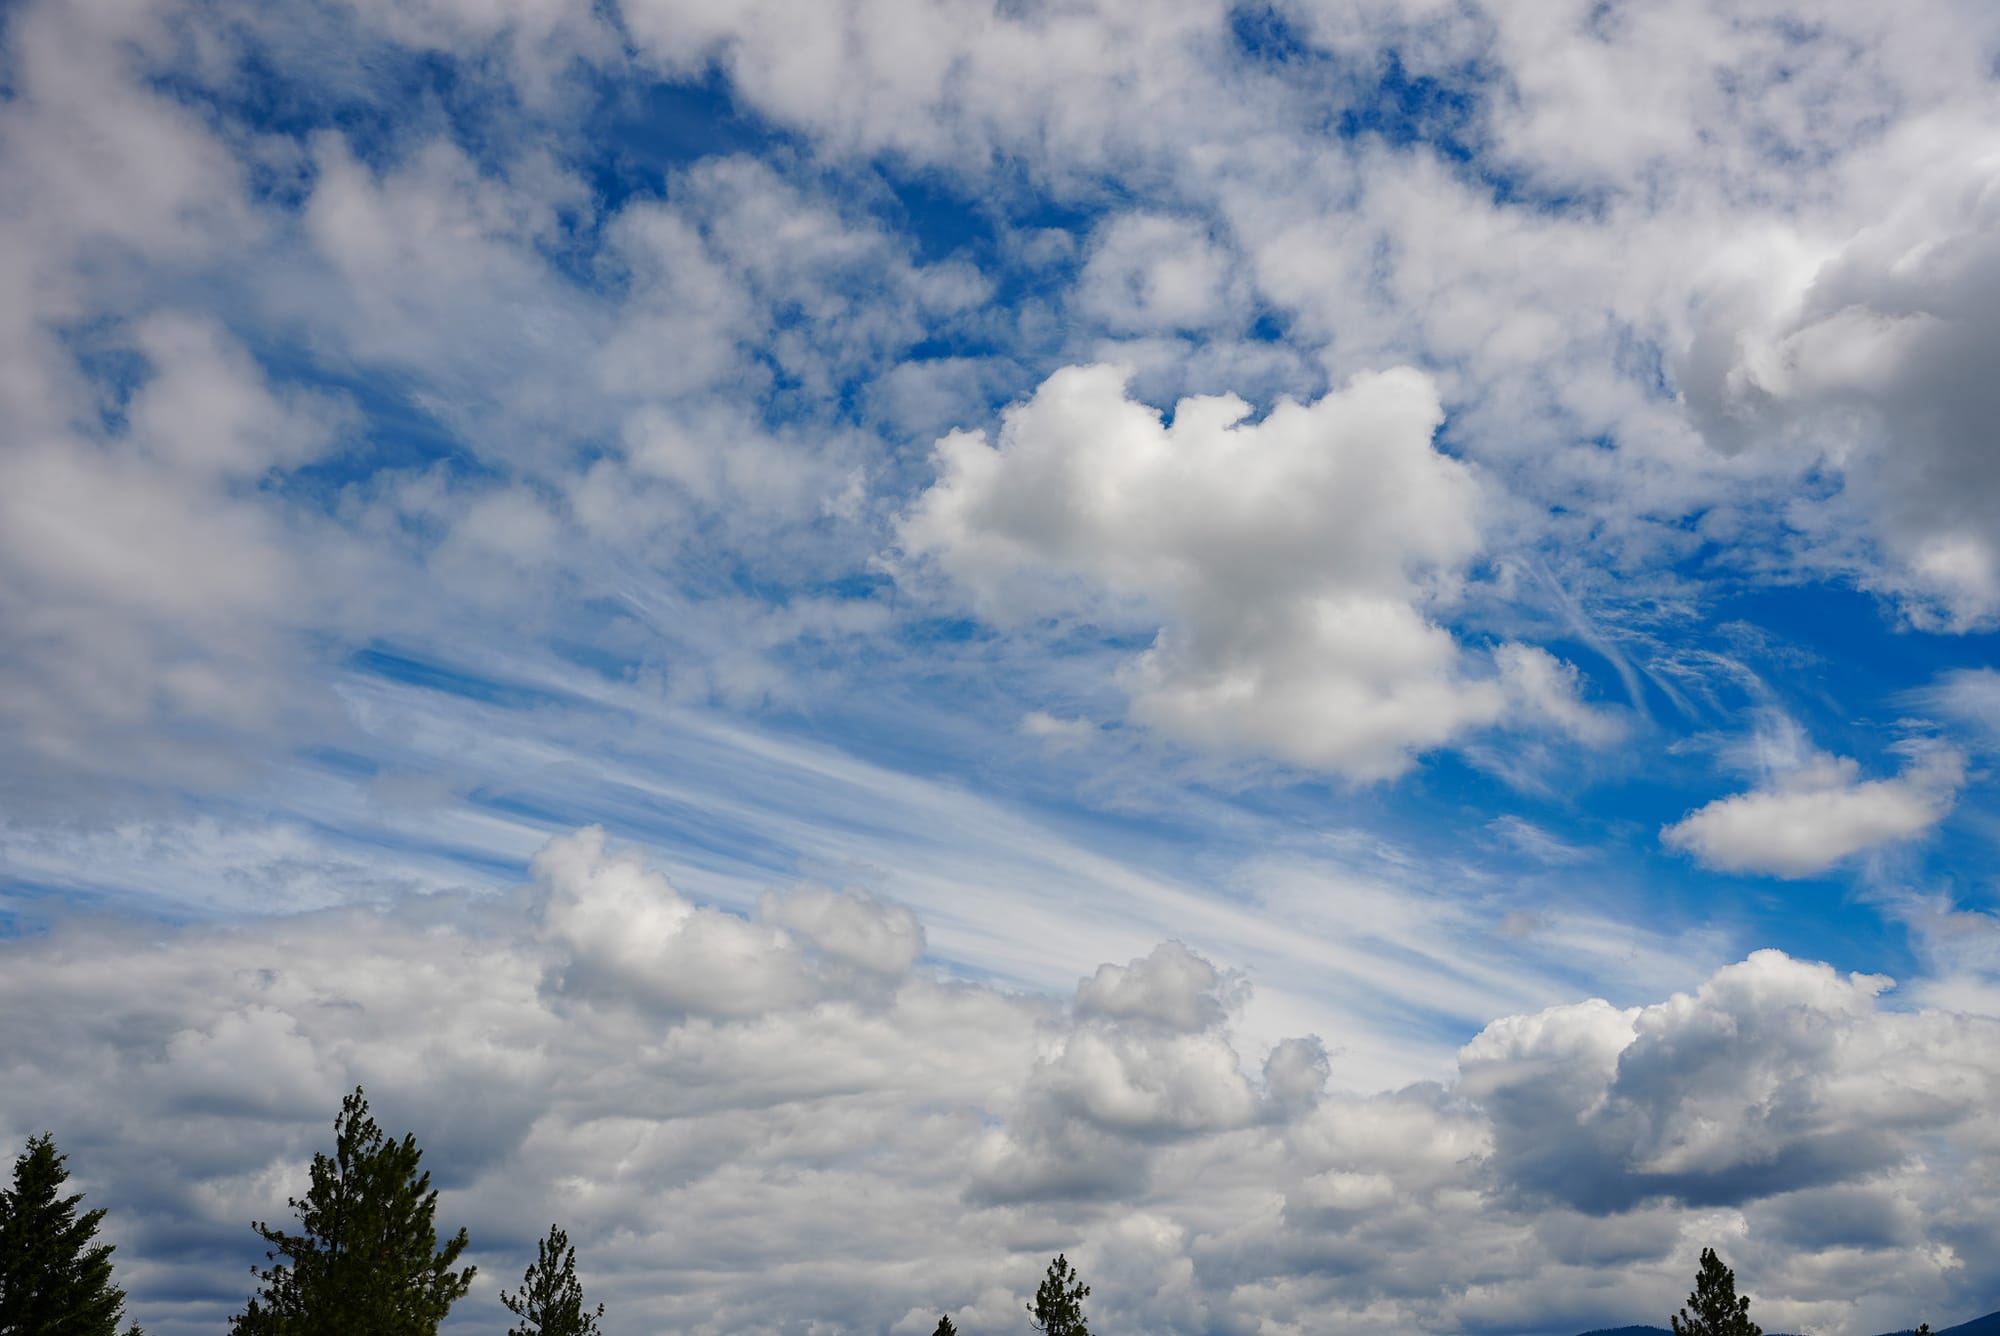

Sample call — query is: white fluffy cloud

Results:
[898,363,1614,777]
[4,835,2000,1336]
[1662,728,1965,878]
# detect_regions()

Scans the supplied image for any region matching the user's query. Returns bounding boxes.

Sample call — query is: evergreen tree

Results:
[1026,1253,1090,1336]
[1670,1248,1761,1336]
[229,1088,473,1336]
[500,1224,603,1336]
[0,1133,139,1336]
[932,1317,958,1336]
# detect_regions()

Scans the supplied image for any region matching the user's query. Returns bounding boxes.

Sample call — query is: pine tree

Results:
[0,1133,140,1336]
[1026,1253,1090,1336]
[501,1224,603,1336]
[1670,1247,1761,1336]
[228,1088,474,1336]
[932,1317,958,1336]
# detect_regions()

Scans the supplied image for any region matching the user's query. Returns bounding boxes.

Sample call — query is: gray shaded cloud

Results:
[1461,951,1999,1221]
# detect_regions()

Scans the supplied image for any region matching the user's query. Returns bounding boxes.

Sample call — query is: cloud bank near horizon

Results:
[3,829,1997,1336]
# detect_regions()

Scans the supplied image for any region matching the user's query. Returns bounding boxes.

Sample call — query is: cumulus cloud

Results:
[4,834,2000,1336]
[1073,940,1241,1032]
[536,826,815,1018]
[897,363,1614,777]
[1681,144,2000,628]
[1661,727,1965,878]
[1460,950,1998,1224]
[970,943,1268,1203]
[760,882,926,977]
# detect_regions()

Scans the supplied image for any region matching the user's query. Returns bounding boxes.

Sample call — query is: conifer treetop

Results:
[1027,1252,1091,1336]
[0,1132,139,1336]
[228,1087,474,1336]
[1670,1247,1762,1336]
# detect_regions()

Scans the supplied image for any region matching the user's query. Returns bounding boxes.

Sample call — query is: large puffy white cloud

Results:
[3,833,1999,1336]
[898,362,1615,777]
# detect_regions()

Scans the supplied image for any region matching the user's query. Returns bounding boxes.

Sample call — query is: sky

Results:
[3,0,2000,1332]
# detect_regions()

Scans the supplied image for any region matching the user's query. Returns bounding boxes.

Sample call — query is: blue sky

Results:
[4,1,2000,1333]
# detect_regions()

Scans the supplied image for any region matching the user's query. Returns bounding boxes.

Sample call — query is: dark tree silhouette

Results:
[501,1223,604,1336]
[1670,1247,1762,1336]
[931,1316,958,1336]
[0,1133,142,1336]
[228,1088,473,1336]
[1027,1253,1091,1336]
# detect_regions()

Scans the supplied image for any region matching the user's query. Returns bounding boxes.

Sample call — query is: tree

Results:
[228,1088,474,1336]
[0,1133,141,1336]
[1670,1247,1761,1336]
[501,1224,603,1336]
[1026,1253,1090,1336]
[932,1318,958,1336]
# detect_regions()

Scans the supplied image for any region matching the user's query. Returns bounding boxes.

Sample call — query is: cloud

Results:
[1074,941,1241,1033]
[969,943,1270,1204]
[1916,668,2000,751]
[760,882,926,977]
[897,363,1614,778]
[616,0,1256,175]
[1075,213,1237,335]
[1460,950,1998,1228]
[1661,729,1965,878]
[535,826,815,1018]
[3,835,1999,1335]
[0,316,357,808]
[1680,143,2000,628]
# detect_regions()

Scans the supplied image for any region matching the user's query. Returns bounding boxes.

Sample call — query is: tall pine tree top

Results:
[1027,1253,1091,1336]
[1670,1247,1762,1336]
[501,1223,604,1336]
[0,1132,138,1336]
[229,1087,473,1336]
